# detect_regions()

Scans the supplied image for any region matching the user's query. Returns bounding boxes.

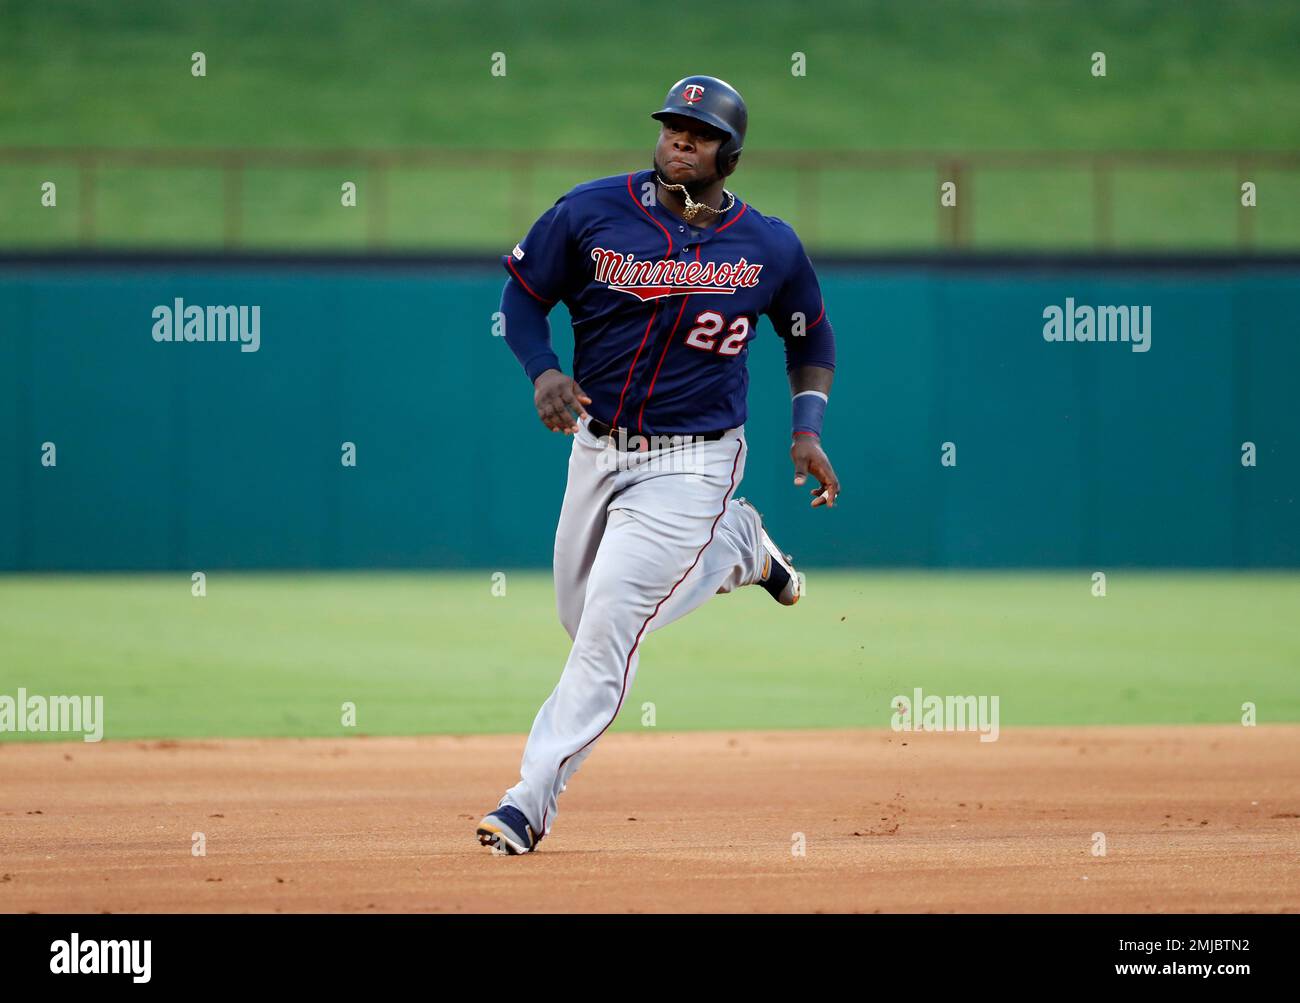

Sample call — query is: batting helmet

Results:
[651,75,748,177]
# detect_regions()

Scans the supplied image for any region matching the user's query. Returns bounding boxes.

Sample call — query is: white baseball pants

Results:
[500,414,766,838]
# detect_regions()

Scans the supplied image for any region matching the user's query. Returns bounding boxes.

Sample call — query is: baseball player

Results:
[477,75,839,854]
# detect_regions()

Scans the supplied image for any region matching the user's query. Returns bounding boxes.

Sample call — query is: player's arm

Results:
[500,278,590,434]
[499,196,591,434]
[767,234,841,509]
[788,363,839,509]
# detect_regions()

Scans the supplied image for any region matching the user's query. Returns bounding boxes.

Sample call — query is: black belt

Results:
[586,416,731,450]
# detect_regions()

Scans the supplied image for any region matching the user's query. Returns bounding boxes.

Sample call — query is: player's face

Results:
[656,115,726,186]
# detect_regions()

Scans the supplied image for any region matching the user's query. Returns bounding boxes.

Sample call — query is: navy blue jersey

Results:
[501,168,834,437]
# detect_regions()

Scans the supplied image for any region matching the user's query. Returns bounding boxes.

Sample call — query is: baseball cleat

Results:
[736,497,801,606]
[476,804,540,855]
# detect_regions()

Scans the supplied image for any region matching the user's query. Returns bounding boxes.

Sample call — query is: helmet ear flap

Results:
[717,141,742,177]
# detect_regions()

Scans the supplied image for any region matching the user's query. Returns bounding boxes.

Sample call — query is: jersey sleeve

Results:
[764,226,836,372]
[500,196,577,306]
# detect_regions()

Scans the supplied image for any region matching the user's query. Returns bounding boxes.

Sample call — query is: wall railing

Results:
[2,147,1296,252]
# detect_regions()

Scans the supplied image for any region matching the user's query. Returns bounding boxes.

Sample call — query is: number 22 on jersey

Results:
[684,311,750,357]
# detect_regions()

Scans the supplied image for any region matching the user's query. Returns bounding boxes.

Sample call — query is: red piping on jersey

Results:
[714,201,748,233]
[611,173,676,428]
[627,172,675,252]
[807,300,826,330]
[610,304,660,429]
[540,436,744,837]
[635,245,700,435]
[505,257,555,305]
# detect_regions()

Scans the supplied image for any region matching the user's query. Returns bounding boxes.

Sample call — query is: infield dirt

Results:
[2,726,1298,913]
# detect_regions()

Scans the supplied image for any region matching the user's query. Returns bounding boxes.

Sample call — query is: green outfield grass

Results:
[1,0,1298,249]
[0,571,1296,742]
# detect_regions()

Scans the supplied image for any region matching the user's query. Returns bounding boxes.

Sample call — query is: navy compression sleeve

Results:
[783,314,837,373]
[500,276,561,383]
[766,229,837,374]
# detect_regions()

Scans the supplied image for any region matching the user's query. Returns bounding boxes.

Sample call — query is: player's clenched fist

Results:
[792,435,840,508]
[533,368,592,434]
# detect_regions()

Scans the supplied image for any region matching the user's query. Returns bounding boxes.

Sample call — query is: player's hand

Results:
[533,368,592,434]
[791,435,840,508]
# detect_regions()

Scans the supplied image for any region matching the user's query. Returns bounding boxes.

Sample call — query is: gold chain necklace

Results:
[655,174,736,223]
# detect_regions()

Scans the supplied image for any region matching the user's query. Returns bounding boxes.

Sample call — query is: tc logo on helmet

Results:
[681,84,705,104]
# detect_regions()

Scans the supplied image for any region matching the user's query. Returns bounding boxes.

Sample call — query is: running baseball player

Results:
[478,75,840,854]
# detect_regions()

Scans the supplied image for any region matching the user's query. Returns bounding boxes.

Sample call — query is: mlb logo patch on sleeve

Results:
[512,244,525,260]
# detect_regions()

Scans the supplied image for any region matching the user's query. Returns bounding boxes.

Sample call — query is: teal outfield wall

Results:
[0,259,1296,570]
